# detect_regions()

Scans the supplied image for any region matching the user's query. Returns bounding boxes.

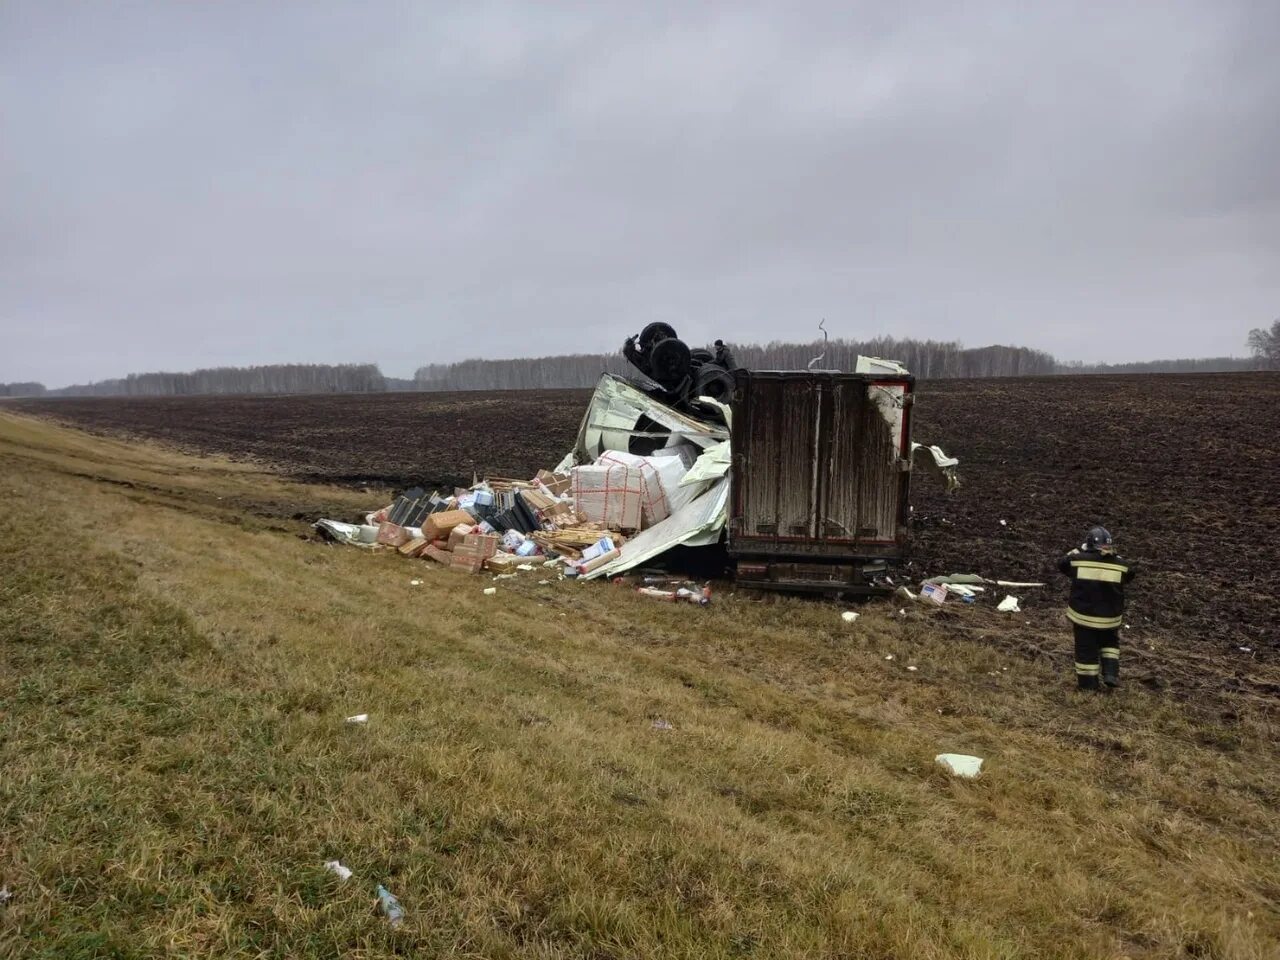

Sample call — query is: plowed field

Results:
[12,373,1279,663]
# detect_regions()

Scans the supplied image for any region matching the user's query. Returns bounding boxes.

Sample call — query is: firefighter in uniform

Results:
[1058,527,1136,690]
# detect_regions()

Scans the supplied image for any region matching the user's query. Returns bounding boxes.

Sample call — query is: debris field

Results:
[12,371,1279,657]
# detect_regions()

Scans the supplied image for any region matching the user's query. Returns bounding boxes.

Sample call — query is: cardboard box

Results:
[921,582,949,605]
[398,537,428,557]
[451,551,485,574]
[376,521,411,547]
[423,544,453,565]
[423,509,473,541]
[484,552,520,574]
[462,532,500,559]
[447,523,475,550]
[536,470,572,497]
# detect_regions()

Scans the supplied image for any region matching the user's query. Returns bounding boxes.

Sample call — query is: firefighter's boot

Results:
[1101,649,1120,688]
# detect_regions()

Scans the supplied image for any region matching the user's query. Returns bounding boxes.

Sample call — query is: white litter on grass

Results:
[935,754,984,778]
[483,587,497,596]
[841,611,860,623]
[410,579,423,586]
[0,886,12,905]
[345,714,368,725]
[884,654,895,661]
[517,564,536,571]
[493,573,517,581]
[651,718,674,731]
[538,579,551,585]
[323,860,353,881]
[907,665,918,672]
[999,519,1007,526]
[898,608,907,616]
[997,595,1021,613]
[1239,646,1253,653]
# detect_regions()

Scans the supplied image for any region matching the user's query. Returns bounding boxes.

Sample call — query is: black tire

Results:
[692,364,734,402]
[690,348,714,363]
[639,322,678,350]
[649,337,692,388]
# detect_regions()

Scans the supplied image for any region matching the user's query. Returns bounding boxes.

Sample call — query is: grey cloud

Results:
[2,1,1277,385]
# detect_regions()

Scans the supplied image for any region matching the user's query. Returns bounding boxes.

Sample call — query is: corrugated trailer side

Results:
[728,370,914,594]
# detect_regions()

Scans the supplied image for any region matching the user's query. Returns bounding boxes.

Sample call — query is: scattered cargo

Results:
[314,342,962,598]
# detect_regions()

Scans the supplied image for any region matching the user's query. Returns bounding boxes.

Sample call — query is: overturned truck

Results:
[556,329,957,595]
[317,328,957,596]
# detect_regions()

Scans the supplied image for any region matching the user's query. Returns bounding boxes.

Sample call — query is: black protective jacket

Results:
[1057,548,1136,630]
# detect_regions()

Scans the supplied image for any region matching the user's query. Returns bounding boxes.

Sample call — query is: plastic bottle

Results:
[376,884,405,928]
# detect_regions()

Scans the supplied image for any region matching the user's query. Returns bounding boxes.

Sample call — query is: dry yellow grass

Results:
[1,411,1276,959]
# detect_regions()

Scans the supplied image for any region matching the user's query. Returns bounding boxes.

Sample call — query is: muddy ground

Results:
[11,373,1279,667]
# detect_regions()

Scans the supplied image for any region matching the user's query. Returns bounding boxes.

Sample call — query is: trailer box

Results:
[728,369,914,594]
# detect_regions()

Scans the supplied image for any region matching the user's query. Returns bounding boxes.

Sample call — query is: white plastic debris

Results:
[651,718,673,731]
[999,519,1007,526]
[996,595,1021,613]
[841,611,860,623]
[935,753,984,778]
[0,886,12,904]
[376,885,405,928]
[921,582,949,605]
[895,585,917,601]
[898,608,907,616]
[409,579,422,586]
[517,564,536,571]
[1239,646,1253,653]
[907,665,918,672]
[483,587,497,596]
[884,654,895,661]
[323,860,353,881]
[345,714,368,725]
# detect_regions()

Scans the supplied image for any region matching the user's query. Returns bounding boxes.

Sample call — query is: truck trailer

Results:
[728,369,915,595]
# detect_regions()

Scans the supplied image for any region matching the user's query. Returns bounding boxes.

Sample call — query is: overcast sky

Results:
[2,1,1277,385]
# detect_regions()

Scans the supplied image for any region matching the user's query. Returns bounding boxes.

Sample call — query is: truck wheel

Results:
[639,322,678,350]
[650,337,692,387]
[693,364,734,402]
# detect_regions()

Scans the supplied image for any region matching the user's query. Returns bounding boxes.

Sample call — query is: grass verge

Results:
[1,412,1277,959]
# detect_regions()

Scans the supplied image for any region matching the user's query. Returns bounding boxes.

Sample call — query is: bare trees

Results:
[50,364,386,397]
[0,382,46,397]
[412,338,1058,391]
[1247,320,1280,369]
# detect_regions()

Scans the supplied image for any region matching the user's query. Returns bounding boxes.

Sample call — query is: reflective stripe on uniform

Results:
[1067,608,1124,629]
[1071,560,1127,583]
[1100,647,1120,660]
[1075,662,1101,675]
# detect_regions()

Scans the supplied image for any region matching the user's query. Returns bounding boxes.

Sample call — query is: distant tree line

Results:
[8,327,1271,399]
[44,363,386,397]
[0,381,47,397]
[412,338,1059,390]
[1055,357,1258,375]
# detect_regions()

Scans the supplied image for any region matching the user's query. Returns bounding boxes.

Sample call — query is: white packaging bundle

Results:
[596,451,694,526]
[570,464,644,530]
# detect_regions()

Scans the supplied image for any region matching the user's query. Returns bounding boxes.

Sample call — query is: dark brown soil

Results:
[12,373,1279,663]
[908,373,1280,663]
[9,389,590,489]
